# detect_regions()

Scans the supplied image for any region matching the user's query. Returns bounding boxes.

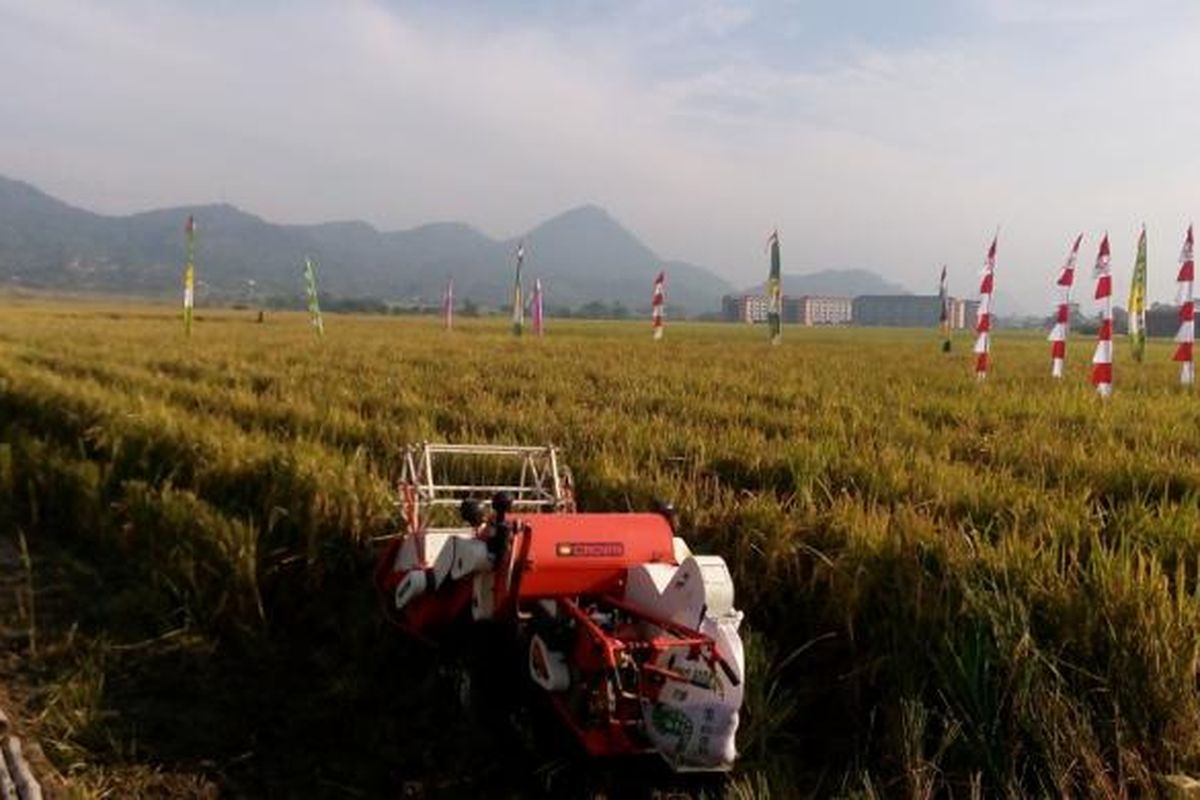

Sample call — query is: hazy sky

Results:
[3,0,1199,312]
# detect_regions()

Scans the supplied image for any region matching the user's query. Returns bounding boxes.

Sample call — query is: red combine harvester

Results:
[374,443,745,772]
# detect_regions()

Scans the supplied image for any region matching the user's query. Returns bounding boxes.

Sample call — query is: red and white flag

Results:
[1173,225,1195,385]
[1091,234,1114,397]
[442,277,453,330]
[531,278,544,336]
[652,270,665,340]
[973,235,997,379]
[1048,234,1082,378]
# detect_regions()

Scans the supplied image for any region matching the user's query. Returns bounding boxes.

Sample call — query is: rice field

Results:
[2,297,1200,798]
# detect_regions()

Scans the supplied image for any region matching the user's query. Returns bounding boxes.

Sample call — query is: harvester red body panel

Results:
[510,513,675,597]
[374,444,745,772]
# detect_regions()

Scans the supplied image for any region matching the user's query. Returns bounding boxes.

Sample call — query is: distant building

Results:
[724,292,975,328]
[781,296,801,324]
[793,295,853,326]
[948,298,980,329]
[724,293,852,325]
[721,294,770,323]
[720,294,741,322]
[853,295,976,328]
[1146,303,1181,337]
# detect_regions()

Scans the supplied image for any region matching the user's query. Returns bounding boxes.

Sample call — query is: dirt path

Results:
[0,531,59,798]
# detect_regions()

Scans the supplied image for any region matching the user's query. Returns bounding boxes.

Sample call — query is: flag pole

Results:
[1128,224,1147,363]
[512,241,525,337]
[304,257,325,337]
[766,230,781,345]
[183,215,196,336]
[532,278,544,336]
[1091,234,1114,397]
[1048,234,1082,379]
[652,271,665,340]
[1173,225,1195,386]
[973,234,997,379]
[937,265,950,352]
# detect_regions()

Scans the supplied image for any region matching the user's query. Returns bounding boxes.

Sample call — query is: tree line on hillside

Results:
[232,293,661,320]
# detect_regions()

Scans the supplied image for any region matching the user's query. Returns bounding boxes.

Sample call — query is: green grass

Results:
[2,299,1200,797]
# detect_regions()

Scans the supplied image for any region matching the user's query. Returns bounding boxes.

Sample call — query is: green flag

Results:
[938,264,951,352]
[766,230,781,344]
[1128,226,1147,362]
[304,257,325,337]
[183,215,196,336]
[512,241,525,337]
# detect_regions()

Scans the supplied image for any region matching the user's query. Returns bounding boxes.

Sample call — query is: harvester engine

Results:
[374,444,745,772]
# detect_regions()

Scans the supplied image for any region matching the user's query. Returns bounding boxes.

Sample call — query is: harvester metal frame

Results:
[396,442,575,535]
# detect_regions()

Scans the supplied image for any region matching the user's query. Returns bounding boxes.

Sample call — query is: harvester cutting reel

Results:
[374,443,746,772]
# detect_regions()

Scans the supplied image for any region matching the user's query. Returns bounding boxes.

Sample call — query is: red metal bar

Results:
[558,598,623,670]
[599,594,741,687]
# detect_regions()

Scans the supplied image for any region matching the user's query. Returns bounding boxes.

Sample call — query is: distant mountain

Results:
[744,268,912,297]
[501,206,734,315]
[0,176,736,315]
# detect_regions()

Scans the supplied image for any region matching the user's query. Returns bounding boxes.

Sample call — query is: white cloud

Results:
[980,0,1141,24]
[1,0,1198,310]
